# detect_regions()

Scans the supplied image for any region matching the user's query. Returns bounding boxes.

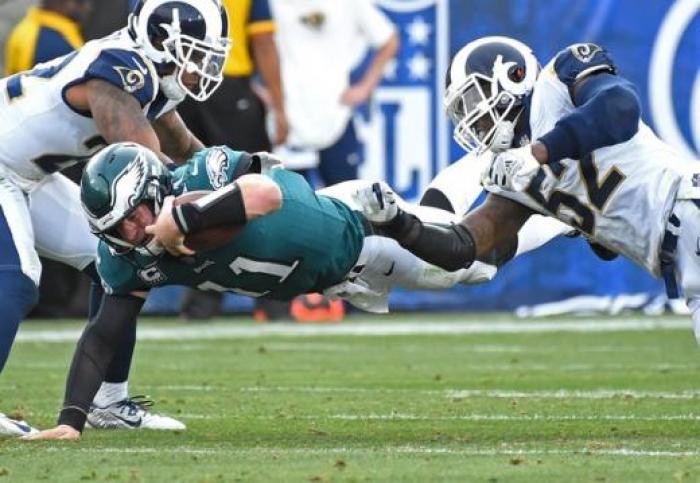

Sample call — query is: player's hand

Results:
[145,196,195,257]
[482,145,543,192]
[353,181,399,224]
[21,425,80,441]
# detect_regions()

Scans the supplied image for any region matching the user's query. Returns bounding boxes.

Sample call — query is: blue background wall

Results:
[145,0,698,314]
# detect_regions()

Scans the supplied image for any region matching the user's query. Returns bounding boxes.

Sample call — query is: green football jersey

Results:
[97,147,366,299]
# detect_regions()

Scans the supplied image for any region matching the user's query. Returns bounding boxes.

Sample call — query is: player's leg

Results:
[29,174,185,430]
[419,153,490,215]
[0,177,41,436]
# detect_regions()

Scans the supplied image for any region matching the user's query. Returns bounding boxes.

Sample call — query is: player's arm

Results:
[152,109,205,164]
[250,31,288,145]
[146,173,282,256]
[535,45,641,164]
[23,292,146,440]
[370,189,531,272]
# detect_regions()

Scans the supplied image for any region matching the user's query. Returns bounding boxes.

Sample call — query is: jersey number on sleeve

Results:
[197,256,300,297]
[5,51,77,101]
[525,154,625,235]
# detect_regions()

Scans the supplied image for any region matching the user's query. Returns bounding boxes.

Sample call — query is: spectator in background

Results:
[177,0,289,320]
[269,0,398,187]
[4,0,91,76]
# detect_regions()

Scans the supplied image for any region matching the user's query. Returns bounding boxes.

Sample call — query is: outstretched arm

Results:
[24,293,146,440]
[361,183,532,271]
[153,109,205,164]
[145,173,283,256]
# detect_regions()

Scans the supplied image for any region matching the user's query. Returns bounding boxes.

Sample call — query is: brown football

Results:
[172,191,242,251]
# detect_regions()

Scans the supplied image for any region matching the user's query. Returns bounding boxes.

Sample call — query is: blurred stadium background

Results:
[0,0,698,317]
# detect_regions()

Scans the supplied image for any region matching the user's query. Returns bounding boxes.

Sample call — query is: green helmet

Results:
[80,142,171,255]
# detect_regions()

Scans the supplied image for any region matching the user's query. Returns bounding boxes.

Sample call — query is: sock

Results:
[93,381,129,407]
[516,214,572,257]
[421,153,491,215]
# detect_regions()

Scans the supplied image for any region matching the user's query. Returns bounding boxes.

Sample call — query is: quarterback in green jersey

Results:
[28,142,570,440]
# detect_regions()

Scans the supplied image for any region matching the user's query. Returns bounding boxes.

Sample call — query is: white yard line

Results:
[21,446,700,458]
[170,413,700,422]
[15,318,691,343]
[241,386,700,399]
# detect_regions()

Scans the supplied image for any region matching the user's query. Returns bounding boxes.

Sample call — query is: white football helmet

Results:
[128,0,231,101]
[445,36,539,154]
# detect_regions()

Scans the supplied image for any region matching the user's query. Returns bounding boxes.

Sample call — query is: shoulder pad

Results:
[552,43,616,88]
[97,243,148,295]
[178,147,250,192]
[84,48,157,107]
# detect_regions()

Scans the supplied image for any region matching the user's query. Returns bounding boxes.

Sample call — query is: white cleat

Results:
[86,396,186,431]
[0,412,38,437]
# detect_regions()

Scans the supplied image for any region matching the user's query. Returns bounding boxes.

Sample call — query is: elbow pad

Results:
[172,182,246,235]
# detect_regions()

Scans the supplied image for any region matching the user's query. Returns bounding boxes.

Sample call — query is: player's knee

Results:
[0,271,39,316]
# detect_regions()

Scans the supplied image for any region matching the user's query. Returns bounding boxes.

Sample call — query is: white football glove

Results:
[353,181,399,224]
[482,145,542,192]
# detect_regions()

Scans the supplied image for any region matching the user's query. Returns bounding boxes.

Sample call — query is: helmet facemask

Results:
[445,37,539,155]
[128,0,231,102]
[160,9,230,102]
[445,71,524,155]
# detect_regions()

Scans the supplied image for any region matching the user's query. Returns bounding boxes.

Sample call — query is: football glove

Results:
[353,181,399,224]
[482,145,544,192]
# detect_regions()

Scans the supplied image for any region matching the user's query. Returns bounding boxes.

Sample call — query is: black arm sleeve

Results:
[172,182,247,235]
[57,293,144,432]
[375,209,476,272]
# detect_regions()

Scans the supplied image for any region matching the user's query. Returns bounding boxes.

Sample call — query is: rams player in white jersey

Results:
[357,36,700,338]
[0,0,230,435]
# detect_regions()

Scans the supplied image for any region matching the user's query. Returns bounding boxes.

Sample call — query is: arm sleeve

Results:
[83,48,156,107]
[57,294,145,431]
[354,0,396,47]
[538,44,641,162]
[375,209,476,272]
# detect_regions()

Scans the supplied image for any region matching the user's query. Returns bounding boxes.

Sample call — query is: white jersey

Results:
[485,44,693,276]
[0,29,178,185]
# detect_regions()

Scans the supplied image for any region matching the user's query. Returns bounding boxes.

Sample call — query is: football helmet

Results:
[445,36,539,154]
[128,0,231,101]
[81,143,171,256]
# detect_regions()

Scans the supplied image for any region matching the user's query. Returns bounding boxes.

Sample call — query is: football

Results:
[172,191,242,251]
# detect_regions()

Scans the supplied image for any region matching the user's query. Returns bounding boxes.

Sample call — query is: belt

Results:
[660,212,681,299]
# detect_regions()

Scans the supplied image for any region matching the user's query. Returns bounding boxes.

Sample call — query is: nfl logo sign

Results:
[356,0,449,201]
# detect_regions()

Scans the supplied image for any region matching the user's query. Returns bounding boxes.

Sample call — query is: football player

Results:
[356,37,700,335]
[0,0,230,435]
[25,140,570,440]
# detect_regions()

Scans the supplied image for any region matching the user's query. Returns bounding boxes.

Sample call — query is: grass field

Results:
[1,313,700,482]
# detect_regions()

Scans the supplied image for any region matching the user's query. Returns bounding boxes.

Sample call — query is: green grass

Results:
[1,314,700,482]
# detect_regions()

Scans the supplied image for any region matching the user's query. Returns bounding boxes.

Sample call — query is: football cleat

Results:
[0,412,38,437]
[86,396,186,431]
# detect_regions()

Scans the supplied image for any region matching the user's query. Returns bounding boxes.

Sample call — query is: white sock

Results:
[423,153,490,215]
[516,215,572,257]
[93,382,129,407]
